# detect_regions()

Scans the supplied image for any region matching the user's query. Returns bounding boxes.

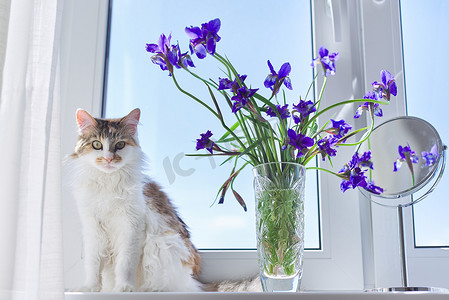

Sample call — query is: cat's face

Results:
[73,109,141,173]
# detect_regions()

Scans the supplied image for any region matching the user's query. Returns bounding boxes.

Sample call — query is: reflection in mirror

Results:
[358,116,445,207]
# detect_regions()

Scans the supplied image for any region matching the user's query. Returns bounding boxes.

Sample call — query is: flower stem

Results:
[315,76,327,112]
[306,166,343,178]
[304,98,387,130]
[172,70,248,152]
[171,72,218,118]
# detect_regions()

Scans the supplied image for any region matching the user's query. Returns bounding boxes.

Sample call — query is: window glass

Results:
[401,0,449,247]
[105,0,320,249]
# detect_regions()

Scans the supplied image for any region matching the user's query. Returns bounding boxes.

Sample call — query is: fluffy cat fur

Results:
[69,108,260,292]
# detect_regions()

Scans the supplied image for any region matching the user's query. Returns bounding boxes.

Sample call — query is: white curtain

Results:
[0,0,64,299]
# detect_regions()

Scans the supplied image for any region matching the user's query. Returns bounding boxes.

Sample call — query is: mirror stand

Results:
[356,116,448,292]
[362,145,447,292]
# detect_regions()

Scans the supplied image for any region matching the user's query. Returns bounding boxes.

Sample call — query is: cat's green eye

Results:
[92,140,103,150]
[115,141,126,150]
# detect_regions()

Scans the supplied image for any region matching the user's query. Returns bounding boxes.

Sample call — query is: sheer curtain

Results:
[0,0,64,299]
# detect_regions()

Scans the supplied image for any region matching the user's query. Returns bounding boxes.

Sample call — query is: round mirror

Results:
[358,116,446,207]
[357,116,447,292]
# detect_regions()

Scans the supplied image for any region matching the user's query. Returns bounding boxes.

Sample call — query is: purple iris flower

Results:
[338,151,380,193]
[146,33,194,73]
[329,119,352,138]
[354,103,369,119]
[358,151,374,169]
[287,129,314,158]
[185,18,221,59]
[372,70,397,101]
[363,91,378,101]
[347,151,373,170]
[339,166,367,193]
[293,100,316,118]
[422,144,439,167]
[264,60,293,95]
[293,115,301,124]
[354,92,383,119]
[266,104,291,119]
[317,136,339,160]
[218,75,247,92]
[365,180,384,195]
[393,144,419,172]
[196,130,215,154]
[231,86,258,113]
[218,75,257,113]
[354,102,383,118]
[312,46,339,76]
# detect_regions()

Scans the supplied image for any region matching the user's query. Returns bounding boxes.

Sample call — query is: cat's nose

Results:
[105,157,113,164]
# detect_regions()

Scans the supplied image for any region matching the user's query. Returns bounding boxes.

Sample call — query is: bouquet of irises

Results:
[146,18,396,211]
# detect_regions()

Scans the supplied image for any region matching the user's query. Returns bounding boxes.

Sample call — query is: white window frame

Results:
[354,0,449,290]
[60,0,109,289]
[60,0,449,294]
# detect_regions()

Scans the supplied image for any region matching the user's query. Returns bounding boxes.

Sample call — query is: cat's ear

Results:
[120,108,140,136]
[76,109,97,136]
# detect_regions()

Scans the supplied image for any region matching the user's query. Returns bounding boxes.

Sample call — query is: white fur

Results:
[69,140,202,292]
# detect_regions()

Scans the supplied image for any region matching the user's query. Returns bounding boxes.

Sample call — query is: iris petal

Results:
[381,70,393,86]
[185,26,202,39]
[181,55,195,68]
[151,55,167,69]
[267,60,276,75]
[278,62,291,78]
[145,43,159,53]
[303,136,314,147]
[431,144,439,156]
[218,78,233,90]
[206,35,216,55]
[373,104,383,117]
[158,33,171,54]
[283,77,293,90]
[207,18,221,34]
[264,75,276,89]
[389,81,398,96]
[319,46,329,58]
[194,44,207,59]
[167,50,178,67]
[329,52,339,61]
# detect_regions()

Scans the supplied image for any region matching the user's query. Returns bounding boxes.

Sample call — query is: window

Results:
[104,0,320,250]
[61,0,449,292]
[401,0,449,248]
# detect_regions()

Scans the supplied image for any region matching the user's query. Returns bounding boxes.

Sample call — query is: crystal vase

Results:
[253,162,306,292]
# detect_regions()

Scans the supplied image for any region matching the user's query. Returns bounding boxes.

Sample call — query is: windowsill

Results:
[65,291,449,300]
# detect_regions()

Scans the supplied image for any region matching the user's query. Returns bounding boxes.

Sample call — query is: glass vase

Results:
[253,162,306,292]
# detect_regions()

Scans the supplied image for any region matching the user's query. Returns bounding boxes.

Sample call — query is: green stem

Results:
[306,166,343,178]
[340,109,376,147]
[172,71,248,152]
[185,68,219,89]
[172,72,218,118]
[315,76,327,112]
[304,98,388,129]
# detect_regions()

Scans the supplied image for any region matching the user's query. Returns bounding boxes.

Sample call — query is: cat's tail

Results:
[201,276,262,292]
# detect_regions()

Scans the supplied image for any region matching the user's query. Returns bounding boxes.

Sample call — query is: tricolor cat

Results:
[69,108,259,292]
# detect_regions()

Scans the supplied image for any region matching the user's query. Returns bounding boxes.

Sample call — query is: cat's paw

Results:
[112,283,135,292]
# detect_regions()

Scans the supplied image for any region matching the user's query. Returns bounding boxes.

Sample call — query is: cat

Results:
[69,108,260,292]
